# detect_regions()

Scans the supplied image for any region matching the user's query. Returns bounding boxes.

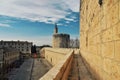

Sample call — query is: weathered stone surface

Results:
[80,0,120,79]
[101,42,114,58]
[101,28,113,42]
[113,22,120,40]
[119,0,120,20]
[40,48,74,80]
[115,41,120,61]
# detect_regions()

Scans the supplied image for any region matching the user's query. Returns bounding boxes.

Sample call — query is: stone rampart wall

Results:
[80,0,120,80]
[40,48,74,80]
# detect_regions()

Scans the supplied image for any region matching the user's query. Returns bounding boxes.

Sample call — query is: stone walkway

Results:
[8,59,34,80]
[8,58,52,80]
[31,58,52,80]
[68,50,95,80]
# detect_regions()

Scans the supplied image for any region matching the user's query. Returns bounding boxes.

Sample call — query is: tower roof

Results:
[54,23,58,34]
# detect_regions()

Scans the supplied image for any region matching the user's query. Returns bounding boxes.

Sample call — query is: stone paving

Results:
[31,58,52,80]
[8,58,33,80]
[68,50,95,80]
[8,58,52,80]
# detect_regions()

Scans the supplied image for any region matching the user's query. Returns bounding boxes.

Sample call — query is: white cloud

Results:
[63,0,80,12]
[0,23,11,27]
[0,0,79,24]
[64,18,75,21]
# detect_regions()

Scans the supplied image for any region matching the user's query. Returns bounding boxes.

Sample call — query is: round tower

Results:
[52,24,70,48]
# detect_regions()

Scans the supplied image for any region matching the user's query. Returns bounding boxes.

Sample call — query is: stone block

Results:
[103,58,113,74]
[93,15,99,26]
[113,22,120,40]
[111,62,120,80]
[93,23,101,36]
[97,44,101,55]
[104,0,119,10]
[114,41,120,61]
[89,45,97,54]
[94,55,103,67]
[106,11,111,28]
[110,3,119,26]
[102,70,112,80]
[94,67,103,80]
[96,34,101,44]
[101,42,114,58]
[106,3,119,28]
[101,28,113,42]
[103,1,108,16]
[119,1,120,20]
[100,16,107,31]
[95,5,101,14]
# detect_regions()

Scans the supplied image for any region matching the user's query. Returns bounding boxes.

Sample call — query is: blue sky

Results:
[0,0,80,46]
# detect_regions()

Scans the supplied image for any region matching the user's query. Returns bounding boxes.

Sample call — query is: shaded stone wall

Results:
[80,0,120,80]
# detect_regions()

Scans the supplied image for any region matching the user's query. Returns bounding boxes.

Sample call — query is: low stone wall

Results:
[41,48,73,66]
[39,48,74,80]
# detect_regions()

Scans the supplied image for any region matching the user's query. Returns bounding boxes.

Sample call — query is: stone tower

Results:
[52,24,70,48]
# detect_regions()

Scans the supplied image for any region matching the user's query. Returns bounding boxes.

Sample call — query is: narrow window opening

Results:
[99,0,103,6]
[51,58,52,63]
[86,5,88,10]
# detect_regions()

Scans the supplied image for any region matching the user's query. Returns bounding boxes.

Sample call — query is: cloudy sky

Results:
[0,0,80,46]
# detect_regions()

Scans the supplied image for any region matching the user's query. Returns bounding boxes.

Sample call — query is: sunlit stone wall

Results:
[80,0,120,80]
[40,48,74,80]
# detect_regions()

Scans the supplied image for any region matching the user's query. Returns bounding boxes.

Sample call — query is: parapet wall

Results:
[41,48,73,66]
[40,48,74,80]
[80,0,120,80]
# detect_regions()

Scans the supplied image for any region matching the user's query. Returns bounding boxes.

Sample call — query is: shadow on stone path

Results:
[8,58,52,80]
[68,50,95,80]
[31,58,52,80]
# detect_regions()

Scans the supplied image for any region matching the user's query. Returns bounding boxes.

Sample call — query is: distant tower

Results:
[52,23,70,48]
[54,23,58,34]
